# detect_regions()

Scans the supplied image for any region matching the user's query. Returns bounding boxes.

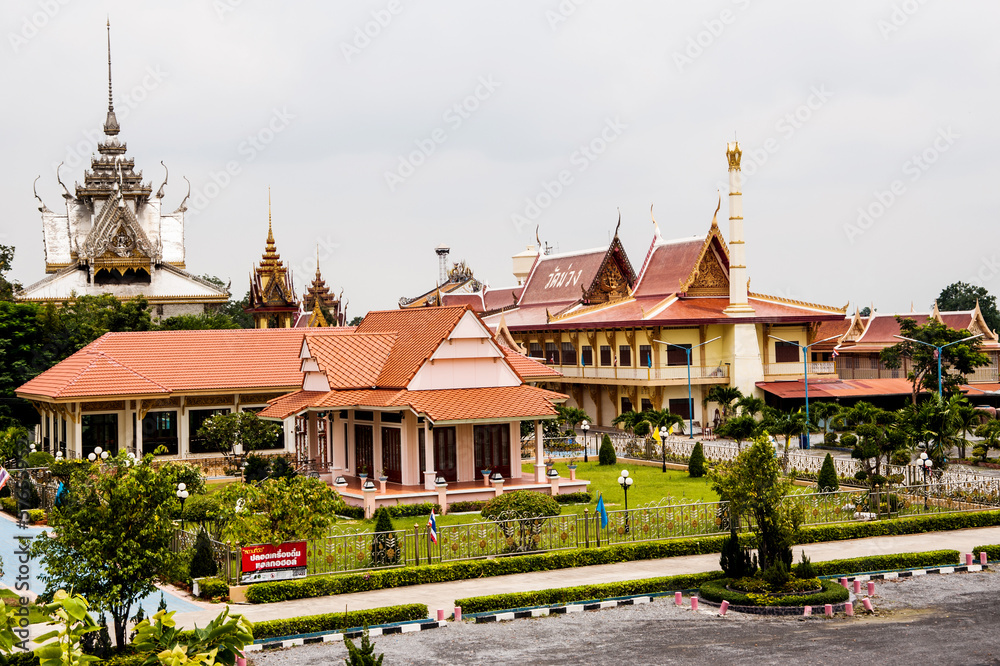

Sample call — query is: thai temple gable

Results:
[300,250,345,327]
[19,21,228,316]
[247,194,300,329]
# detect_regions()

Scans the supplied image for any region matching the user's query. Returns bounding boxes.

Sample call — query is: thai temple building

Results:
[17,23,230,317]
[245,193,345,328]
[407,143,851,430]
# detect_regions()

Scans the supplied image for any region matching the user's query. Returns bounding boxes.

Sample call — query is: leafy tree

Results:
[196,411,280,462]
[974,418,1000,463]
[937,281,1000,334]
[953,399,980,460]
[688,441,706,477]
[859,306,872,317]
[841,402,908,487]
[218,290,255,329]
[157,312,240,330]
[817,453,839,491]
[349,316,365,327]
[370,508,400,566]
[710,435,795,572]
[215,476,343,545]
[189,526,219,580]
[772,410,813,470]
[880,317,989,403]
[0,245,21,302]
[598,434,616,465]
[344,627,384,666]
[269,455,297,481]
[810,401,841,434]
[706,386,743,422]
[31,453,181,648]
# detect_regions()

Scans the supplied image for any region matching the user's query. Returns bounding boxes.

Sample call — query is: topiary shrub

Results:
[823,431,838,447]
[762,560,791,588]
[794,551,817,579]
[481,490,560,520]
[370,508,400,565]
[183,493,221,525]
[269,455,297,481]
[27,451,56,468]
[189,526,219,580]
[598,435,617,466]
[840,433,858,449]
[688,442,706,477]
[242,454,271,483]
[817,453,839,491]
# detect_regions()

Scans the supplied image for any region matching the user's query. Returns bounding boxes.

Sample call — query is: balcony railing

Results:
[553,365,729,381]
[764,362,835,376]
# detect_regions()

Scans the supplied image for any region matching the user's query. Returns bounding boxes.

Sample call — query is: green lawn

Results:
[0,589,49,625]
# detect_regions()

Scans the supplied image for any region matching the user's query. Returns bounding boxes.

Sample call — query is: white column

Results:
[331,413,344,472]
[72,405,82,459]
[724,141,755,316]
[423,420,435,490]
[534,420,546,483]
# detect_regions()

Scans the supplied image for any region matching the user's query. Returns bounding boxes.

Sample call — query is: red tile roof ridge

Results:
[748,292,847,314]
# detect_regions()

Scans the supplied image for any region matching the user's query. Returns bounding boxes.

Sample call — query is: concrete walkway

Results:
[172,525,1000,630]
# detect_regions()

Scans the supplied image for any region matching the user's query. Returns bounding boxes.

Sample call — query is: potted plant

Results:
[567,456,578,471]
[358,465,368,480]
[377,468,388,482]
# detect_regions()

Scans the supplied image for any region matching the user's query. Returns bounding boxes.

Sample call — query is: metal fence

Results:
[170,526,241,585]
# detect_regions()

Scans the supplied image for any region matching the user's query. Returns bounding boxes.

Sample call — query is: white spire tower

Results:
[723,141,754,316]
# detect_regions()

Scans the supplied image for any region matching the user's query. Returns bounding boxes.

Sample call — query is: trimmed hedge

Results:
[554,492,592,505]
[456,571,723,614]
[449,501,488,513]
[972,544,1000,561]
[245,510,1000,603]
[337,503,442,521]
[808,550,958,577]
[698,577,849,607]
[196,577,230,600]
[251,603,428,640]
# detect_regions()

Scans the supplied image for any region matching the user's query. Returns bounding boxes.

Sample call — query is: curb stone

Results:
[246,619,447,652]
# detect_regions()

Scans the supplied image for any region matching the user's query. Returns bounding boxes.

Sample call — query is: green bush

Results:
[251,604,428,639]
[27,451,55,468]
[370,508,400,566]
[49,458,91,479]
[840,433,858,449]
[448,500,488,513]
[456,572,722,614]
[807,550,958,576]
[481,490,559,520]
[823,431,838,447]
[817,453,839,491]
[242,454,271,483]
[0,495,15,514]
[762,560,791,588]
[189,527,219,580]
[182,493,221,524]
[698,577,849,607]
[196,577,229,601]
[598,435,617,466]
[383,502,440,518]
[26,508,45,524]
[158,460,207,495]
[794,551,817,579]
[688,442,706,477]
[973,544,1000,561]
[554,492,592,504]
[269,456,297,481]
[719,527,757,578]
[338,505,366,519]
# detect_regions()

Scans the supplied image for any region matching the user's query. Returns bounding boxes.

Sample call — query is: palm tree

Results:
[706,386,743,423]
[974,418,1000,463]
[556,405,590,434]
[715,413,759,450]
[953,399,980,461]
[735,395,766,419]
[642,408,685,436]
[773,410,811,471]
[612,410,645,435]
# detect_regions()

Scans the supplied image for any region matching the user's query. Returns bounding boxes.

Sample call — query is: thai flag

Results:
[0,467,8,492]
[427,509,438,544]
[832,347,839,358]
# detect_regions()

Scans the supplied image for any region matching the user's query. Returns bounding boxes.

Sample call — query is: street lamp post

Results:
[768,334,841,449]
[918,452,933,510]
[893,333,984,399]
[654,337,722,439]
[176,482,189,530]
[660,426,668,472]
[618,469,633,534]
[87,446,109,462]
[581,421,590,463]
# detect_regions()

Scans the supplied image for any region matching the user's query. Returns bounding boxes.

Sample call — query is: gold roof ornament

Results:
[726,141,742,170]
[104,19,119,136]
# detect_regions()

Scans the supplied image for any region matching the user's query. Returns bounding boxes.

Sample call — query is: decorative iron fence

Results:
[170,526,240,585]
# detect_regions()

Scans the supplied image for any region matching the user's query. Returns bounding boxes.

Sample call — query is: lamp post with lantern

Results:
[618,469,634,533]
[918,451,934,510]
[582,421,590,463]
[176,482,189,530]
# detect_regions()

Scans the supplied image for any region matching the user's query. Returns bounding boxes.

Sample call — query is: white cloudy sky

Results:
[2,1,998,317]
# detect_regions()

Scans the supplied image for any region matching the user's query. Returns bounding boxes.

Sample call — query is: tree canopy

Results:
[879,317,989,403]
[937,281,1000,334]
[214,476,344,544]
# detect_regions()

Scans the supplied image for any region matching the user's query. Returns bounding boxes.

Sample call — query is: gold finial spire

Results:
[266,187,274,243]
[711,190,721,228]
[315,245,321,276]
[726,141,742,170]
[103,19,119,135]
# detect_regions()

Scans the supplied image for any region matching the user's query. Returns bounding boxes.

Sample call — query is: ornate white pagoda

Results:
[18,23,229,318]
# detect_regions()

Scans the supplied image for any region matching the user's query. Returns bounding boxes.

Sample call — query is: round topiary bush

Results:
[481,490,560,520]
[688,442,706,477]
[697,577,849,608]
[27,451,56,468]
[598,435,617,466]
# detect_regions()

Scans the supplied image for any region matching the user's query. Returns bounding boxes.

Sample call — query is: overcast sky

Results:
[3,1,998,318]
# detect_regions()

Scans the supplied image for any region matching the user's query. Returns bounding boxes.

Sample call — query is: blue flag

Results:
[596,492,608,529]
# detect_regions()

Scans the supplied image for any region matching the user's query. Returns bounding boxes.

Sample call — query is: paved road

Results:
[175,525,1000,630]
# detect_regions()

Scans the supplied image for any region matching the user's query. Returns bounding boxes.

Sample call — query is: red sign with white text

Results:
[240,541,307,574]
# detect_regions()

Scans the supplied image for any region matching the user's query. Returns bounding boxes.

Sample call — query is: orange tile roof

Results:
[261,385,566,423]
[757,378,916,399]
[304,333,397,388]
[502,347,562,380]
[354,307,467,387]
[17,328,349,400]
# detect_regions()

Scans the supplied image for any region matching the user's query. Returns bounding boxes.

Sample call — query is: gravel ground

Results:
[249,570,1000,665]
